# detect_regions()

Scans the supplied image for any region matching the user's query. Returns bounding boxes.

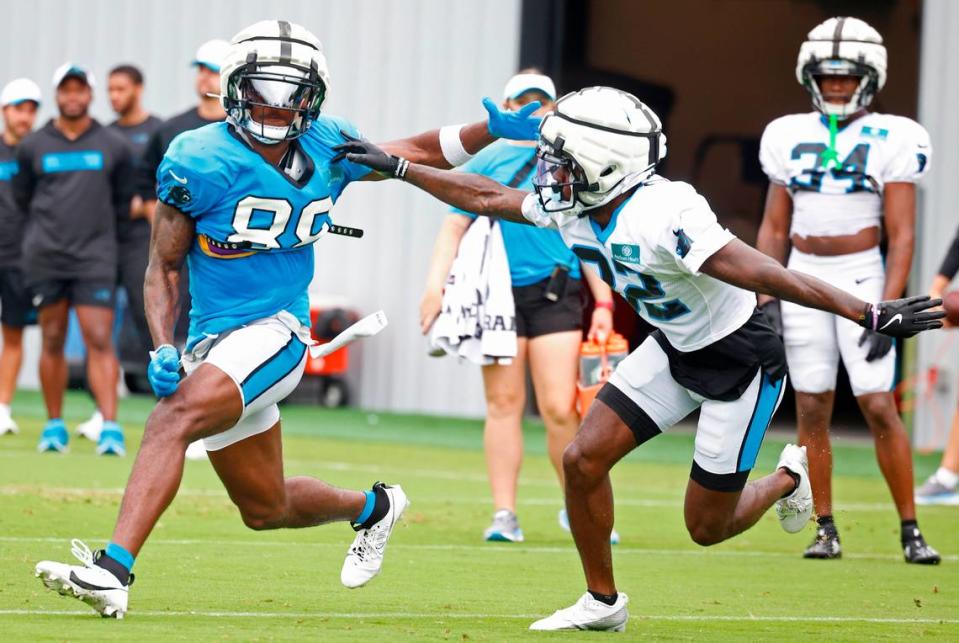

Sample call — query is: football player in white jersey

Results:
[756,17,939,564]
[334,86,944,632]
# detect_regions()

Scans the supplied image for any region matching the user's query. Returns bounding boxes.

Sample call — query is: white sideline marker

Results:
[309,310,388,359]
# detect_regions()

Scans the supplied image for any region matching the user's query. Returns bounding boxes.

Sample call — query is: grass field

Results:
[1,389,957,641]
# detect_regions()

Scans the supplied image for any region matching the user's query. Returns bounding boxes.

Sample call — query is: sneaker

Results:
[915,475,958,506]
[0,411,18,435]
[184,440,208,461]
[774,444,813,533]
[903,528,941,565]
[341,483,408,588]
[35,539,132,618]
[558,509,620,545]
[75,411,103,441]
[803,526,841,559]
[484,509,524,543]
[37,419,69,453]
[96,423,126,457]
[529,592,629,632]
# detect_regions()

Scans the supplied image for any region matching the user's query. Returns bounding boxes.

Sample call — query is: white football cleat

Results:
[529,592,629,632]
[341,483,408,589]
[75,411,103,441]
[184,440,208,461]
[775,443,813,533]
[35,540,131,618]
[0,412,18,435]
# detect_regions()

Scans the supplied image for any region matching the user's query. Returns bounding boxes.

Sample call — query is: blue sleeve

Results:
[156,131,228,218]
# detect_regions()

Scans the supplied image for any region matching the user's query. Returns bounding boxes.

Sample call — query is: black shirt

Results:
[13,119,134,283]
[137,107,221,200]
[939,226,959,281]
[109,115,163,240]
[0,140,23,269]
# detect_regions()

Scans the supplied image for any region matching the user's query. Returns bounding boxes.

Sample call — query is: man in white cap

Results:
[11,63,134,456]
[0,78,41,435]
[138,40,229,460]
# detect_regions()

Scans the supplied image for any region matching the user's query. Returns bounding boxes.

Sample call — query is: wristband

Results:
[594,300,615,312]
[439,124,474,166]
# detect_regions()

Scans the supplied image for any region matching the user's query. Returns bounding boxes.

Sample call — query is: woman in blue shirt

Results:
[420,72,614,542]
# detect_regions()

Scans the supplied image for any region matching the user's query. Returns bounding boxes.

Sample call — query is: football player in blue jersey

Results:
[34,20,544,618]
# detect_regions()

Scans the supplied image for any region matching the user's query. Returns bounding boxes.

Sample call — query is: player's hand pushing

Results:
[858,295,945,338]
[333,133,408,179]
[148,344,181,398]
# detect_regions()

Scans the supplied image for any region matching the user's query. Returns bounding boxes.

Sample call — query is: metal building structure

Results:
[0,0,522,417]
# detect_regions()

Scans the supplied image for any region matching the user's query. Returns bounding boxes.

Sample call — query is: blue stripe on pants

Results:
[240,335,307,406]
[737,372,784,472]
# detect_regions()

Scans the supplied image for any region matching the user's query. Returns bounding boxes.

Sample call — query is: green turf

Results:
[1,390,957,640]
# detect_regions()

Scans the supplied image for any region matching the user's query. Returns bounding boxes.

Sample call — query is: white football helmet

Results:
[533,86,666,220]
[220,20,330,144]
[796,17,887,118]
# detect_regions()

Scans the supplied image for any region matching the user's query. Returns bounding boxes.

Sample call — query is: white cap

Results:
[192,39,230,72]
[503,72,556,101]
[1,78,41,107]
[52,62,96,89]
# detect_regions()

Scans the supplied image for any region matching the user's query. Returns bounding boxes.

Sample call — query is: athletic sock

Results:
[588,590,618,606]
[95,542,135,585]
[779,468,801,497]
[352,483,389,531]
[900,519,920,544]
[816,514,837,536]
[935,466,959,490]
[0,403,10,417]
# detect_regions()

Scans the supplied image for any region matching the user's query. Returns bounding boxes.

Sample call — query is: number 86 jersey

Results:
[524,177,756,352]
[156,117,371,350]
[759,112,931,239]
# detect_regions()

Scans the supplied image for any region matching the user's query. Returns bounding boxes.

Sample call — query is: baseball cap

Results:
[52,63,96,89]
[1,78,41,107]
[192,39,230,72]
[503,72,556,101]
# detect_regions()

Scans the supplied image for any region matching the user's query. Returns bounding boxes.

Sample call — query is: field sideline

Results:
[1,390,957,640]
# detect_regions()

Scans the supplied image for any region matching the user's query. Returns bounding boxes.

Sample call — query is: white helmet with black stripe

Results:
[533,86,667,220]
[796,17,887,118]
[220,19,331,144]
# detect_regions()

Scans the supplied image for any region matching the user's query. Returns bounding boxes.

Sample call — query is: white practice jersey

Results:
[522,177,755,352]
[759,112,931,238]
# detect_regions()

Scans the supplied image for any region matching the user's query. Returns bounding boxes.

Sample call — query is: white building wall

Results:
[0,0,523,417]
[913,0,959,448]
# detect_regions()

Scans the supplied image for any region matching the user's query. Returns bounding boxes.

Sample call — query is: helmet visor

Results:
[239,65,323,114]
[533,143,588,213]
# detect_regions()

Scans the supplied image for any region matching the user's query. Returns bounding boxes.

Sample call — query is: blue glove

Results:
[148,344,181,398]
[483,97,543,141]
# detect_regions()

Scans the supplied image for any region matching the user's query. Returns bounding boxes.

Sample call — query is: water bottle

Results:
[579,340,604,387]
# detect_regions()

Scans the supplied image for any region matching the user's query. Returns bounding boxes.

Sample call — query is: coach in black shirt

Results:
[12,63,133,456]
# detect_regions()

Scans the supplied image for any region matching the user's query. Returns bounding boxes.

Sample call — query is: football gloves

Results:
[858,329,894,362]
[332,132,409,179]
[148,344,181,398]
[858,295,945,338]
[482,97,543,141]
[759,299,783,337]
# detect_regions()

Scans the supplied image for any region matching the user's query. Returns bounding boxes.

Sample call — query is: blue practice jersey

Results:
[452,141,581,286]
[156,117,370,349]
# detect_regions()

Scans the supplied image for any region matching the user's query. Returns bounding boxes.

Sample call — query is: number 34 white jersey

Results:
[759,112,931,238]
[522,178,755,352]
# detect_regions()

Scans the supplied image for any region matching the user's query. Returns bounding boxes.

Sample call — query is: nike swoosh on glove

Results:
[148,344,182,398]
[483,97,542,141]
[859,295,945,338]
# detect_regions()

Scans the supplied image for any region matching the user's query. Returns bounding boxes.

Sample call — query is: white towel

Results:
[430,217,516,365]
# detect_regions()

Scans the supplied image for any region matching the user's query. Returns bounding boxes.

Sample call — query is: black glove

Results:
[331,131,410,179]
[858,295,945,338]
[759,299,783,337]
[858,329,894,362]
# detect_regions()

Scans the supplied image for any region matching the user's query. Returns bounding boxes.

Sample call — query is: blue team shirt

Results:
[156,117,370,349]
[452,141,580,286]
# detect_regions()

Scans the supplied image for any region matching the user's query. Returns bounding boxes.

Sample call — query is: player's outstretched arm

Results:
[334,136,531,224]
[375,99,542,171]
[701,238,945,338]
[144,202,195,348]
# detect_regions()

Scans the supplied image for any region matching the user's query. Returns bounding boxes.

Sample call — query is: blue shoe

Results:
[37,419,69,453]
[483,509,524,542]
[96,422,126,457]
[559,509,620,545]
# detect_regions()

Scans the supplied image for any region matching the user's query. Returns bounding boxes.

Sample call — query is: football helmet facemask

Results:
[796,17,887,118]
[533,87,667,224]
[220,20,330,144]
